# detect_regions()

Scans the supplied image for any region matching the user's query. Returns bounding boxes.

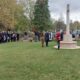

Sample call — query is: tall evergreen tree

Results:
[33,0,52,31]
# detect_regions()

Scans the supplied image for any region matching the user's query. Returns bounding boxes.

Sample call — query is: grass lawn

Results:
[0,41,80,80]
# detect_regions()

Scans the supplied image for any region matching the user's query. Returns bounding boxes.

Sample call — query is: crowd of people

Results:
[23,30,64,49]
[0,30,64,50]
[39,30,64,49]
[0,31,19,43]
[23,31,53,47]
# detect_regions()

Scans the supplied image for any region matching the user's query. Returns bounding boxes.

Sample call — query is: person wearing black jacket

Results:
[45,31,49,47]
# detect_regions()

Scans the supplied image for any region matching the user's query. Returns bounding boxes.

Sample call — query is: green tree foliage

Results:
[14,3,29,31]
[0,0,29,31]
[33,0,52,31]
[53,20,66,31]
[19,0,36,30]
[15,12,29,31]
[0,0,17,30]
[70,21,80,31]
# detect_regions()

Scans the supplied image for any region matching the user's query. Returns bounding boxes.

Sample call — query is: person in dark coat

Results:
[60,30,64,41]
[34,31,38,42]
[16,33,19,41]
[45,31,49,47]
[0,32,2,43]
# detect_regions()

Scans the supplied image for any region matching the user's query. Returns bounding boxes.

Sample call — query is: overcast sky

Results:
[49,0,80,22]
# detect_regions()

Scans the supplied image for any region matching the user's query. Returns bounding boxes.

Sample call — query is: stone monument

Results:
[55,4,80,49]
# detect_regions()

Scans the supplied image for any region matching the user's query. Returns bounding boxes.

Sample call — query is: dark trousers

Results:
[46,40,49,47]
[57,40,60,50]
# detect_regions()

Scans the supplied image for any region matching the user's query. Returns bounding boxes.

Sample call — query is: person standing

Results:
[45,31,49,47]
[60,30,64,41]
[56,31,61,50]
[40,32,45,47]
[16,32,20,41]
[34,31,38,42]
